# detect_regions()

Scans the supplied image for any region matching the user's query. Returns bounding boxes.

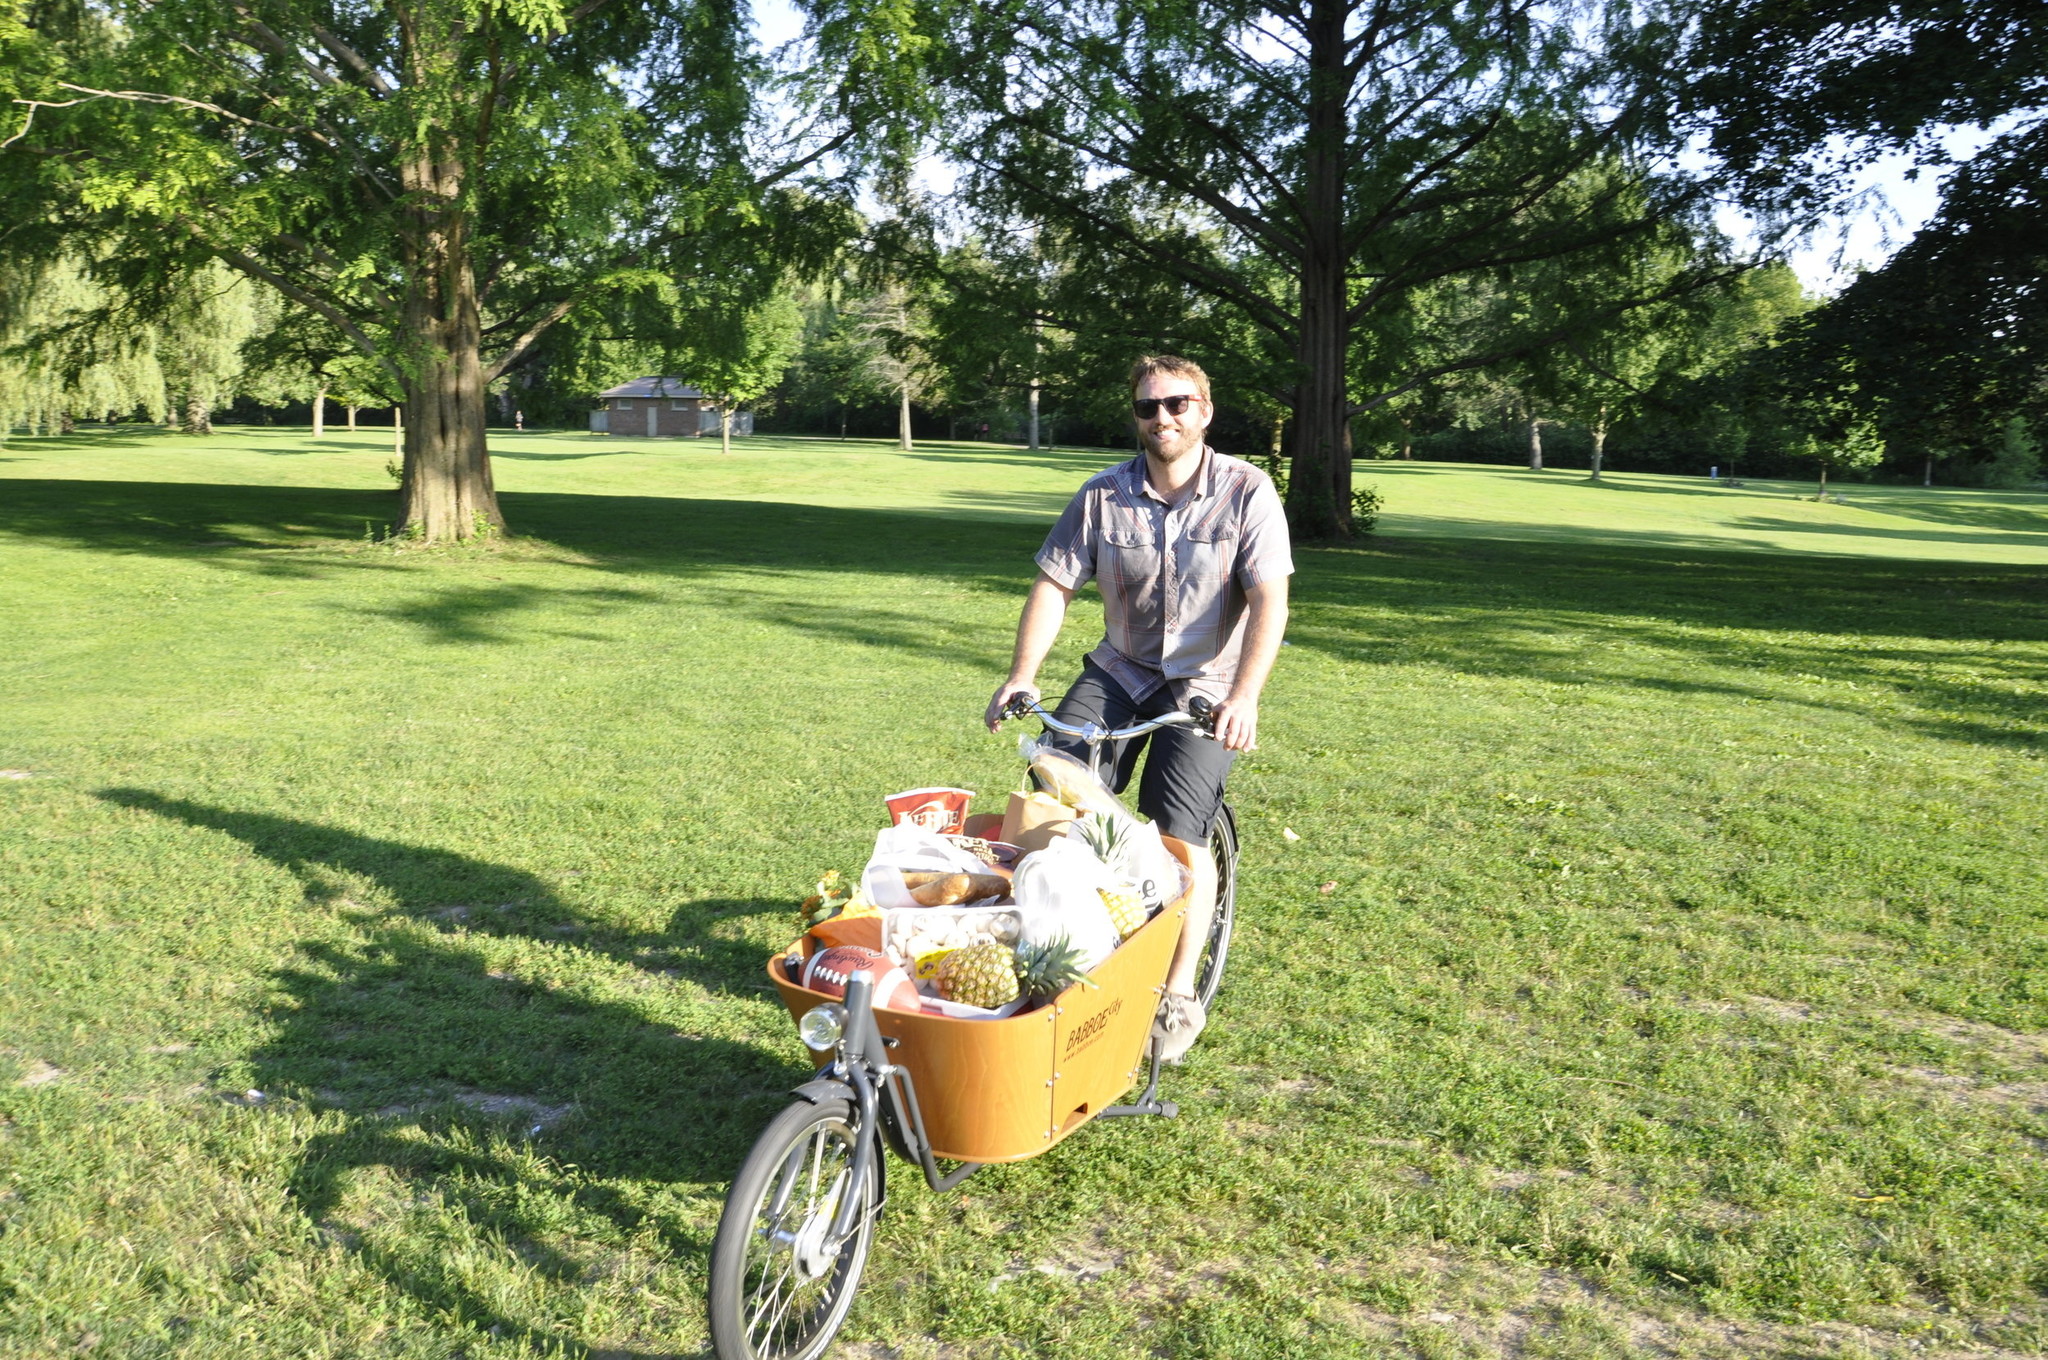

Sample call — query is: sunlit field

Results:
[3,426,2044,1358]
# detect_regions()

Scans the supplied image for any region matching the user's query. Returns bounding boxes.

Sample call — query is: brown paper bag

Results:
[1001,790,1079,852]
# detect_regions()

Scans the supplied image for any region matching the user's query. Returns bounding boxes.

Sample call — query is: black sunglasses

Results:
[1132,394,1202,419]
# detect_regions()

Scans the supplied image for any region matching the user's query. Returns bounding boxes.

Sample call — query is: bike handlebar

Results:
[1000,693,1217,745]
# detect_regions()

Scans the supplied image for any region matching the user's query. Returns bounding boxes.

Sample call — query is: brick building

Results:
[589,377,753,438]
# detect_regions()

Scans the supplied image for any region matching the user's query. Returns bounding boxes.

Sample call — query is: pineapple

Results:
[1074,812,1147,938]
[935,941,1020,1009]
[1014,935,1096,1005]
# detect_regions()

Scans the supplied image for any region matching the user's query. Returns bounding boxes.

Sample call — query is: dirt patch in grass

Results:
[1311,1251,2045,1359]
[14,1059,65,1087]
[1877,1010,2048,1066]
[367,1087,577,1128]
[1883,1066,2048,1115]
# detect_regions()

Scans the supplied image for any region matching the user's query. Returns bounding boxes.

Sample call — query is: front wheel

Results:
[708,1098,879,1360]
[1192,804,1238,1010]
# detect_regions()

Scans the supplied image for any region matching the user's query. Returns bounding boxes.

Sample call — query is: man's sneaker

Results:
[1152,992,1207,1064]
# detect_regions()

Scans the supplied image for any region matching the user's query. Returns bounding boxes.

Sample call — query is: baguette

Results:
[1027,749,1123,816]
[908,872,1009,906]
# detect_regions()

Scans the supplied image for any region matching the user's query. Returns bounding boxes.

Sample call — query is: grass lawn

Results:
[2,426,2045,1359]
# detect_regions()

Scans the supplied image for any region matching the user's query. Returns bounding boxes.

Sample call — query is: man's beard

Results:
[1141,423,1204,463]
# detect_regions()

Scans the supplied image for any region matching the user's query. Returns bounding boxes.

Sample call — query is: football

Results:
[803,945,921,1011]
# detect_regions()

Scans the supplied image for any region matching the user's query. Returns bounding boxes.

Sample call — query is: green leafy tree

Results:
[851,281,938,452]
[158,262,260,434]
[775,283,894,435]
[944,0,1715,538]
[684,290,805,454]
[6,0,932,538]
[1785,407,1885,500]
[1687,0,2045,217]
[1,251,275,437]
[0,253,167,435]
[1983,416,2043,490]
[1686,2,2046,479]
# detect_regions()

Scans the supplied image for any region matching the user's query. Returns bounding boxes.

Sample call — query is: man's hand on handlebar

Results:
[1208,695,1259,752]
[985,683,1039,733]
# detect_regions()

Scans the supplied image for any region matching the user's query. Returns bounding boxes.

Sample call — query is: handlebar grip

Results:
[1001,692,1036,719]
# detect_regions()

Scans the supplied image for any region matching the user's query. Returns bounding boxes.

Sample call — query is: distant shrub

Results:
[1351,484,1383,533]
[1982,417,2043,490]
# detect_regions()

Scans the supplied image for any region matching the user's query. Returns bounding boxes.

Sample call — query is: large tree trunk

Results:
[898,384,913,451]
[1027,380,1040,450]
[183,395,213,435]
[1923,453,1934,487]
[391,27,503,542]
[312,383,328,438]
[1589,406,1606,479]
[1527,415,1544,471]
[721,405,733,456]
[1281,1,1352,540]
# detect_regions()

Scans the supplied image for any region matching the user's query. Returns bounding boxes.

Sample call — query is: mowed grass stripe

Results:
[1,429,2044,1358]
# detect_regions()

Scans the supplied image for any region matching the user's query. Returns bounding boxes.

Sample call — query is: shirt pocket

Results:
[1182,516,1241,584]
[1100,522,1162,602]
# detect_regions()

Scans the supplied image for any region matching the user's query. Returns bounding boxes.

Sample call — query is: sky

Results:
[1758,125,2007,295]
[748,0,1979,299]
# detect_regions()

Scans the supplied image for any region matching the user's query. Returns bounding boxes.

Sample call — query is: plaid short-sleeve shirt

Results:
[1035,446,1293,705]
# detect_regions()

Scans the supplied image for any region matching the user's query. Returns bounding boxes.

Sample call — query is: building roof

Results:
[598,376,707,399]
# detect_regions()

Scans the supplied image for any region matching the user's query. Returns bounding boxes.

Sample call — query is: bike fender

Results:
[790,1076,855,1106]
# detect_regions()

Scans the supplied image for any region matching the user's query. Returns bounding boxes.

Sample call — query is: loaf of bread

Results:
[907,872,1009,906]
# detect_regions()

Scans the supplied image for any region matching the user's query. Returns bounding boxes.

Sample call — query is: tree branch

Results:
[308,22,398,95]
[3,97,95,149]
[483,294,581,384]
[49,82,289,137]
[181,222,405,387]
[970,153,1299,338]
[232,14,342,89]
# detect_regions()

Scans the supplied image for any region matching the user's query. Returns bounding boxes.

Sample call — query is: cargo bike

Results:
[706,697,1239,1360]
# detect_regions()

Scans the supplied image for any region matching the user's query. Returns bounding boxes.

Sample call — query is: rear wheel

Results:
[1192,804,1238,1010]
[708,1098,878,1360]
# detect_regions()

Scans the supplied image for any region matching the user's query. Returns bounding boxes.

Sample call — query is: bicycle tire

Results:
[707,1098,879,1360]
[1193,803,1238,1010]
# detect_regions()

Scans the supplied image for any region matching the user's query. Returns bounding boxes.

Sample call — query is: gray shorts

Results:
[1040,660,1236,844]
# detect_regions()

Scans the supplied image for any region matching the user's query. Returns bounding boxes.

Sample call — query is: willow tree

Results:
[945,0,1710,538]
[6,0,928,538]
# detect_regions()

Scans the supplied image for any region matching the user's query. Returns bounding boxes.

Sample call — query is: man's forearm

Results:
[1005,574,1073,687]
[1226,579,1289,703]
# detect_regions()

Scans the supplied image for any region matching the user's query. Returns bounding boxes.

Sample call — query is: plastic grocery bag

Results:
[1092,816,1190,912]
[1024,742,1126,818]
[1027,739,1189,909]
[1010,836,1121,971]
[861,824,993,911]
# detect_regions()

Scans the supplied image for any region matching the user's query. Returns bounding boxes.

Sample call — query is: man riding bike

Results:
[984,354,1293,1061]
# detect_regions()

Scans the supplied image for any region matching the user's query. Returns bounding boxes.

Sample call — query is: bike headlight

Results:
[798,1003,847,1052]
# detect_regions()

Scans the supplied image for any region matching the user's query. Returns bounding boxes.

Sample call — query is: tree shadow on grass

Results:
[1725,514,2048,551]
[364,581,664,644]
[1289,536,2048,750]
[8,478,2045,748]
[96,787,805,1358]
